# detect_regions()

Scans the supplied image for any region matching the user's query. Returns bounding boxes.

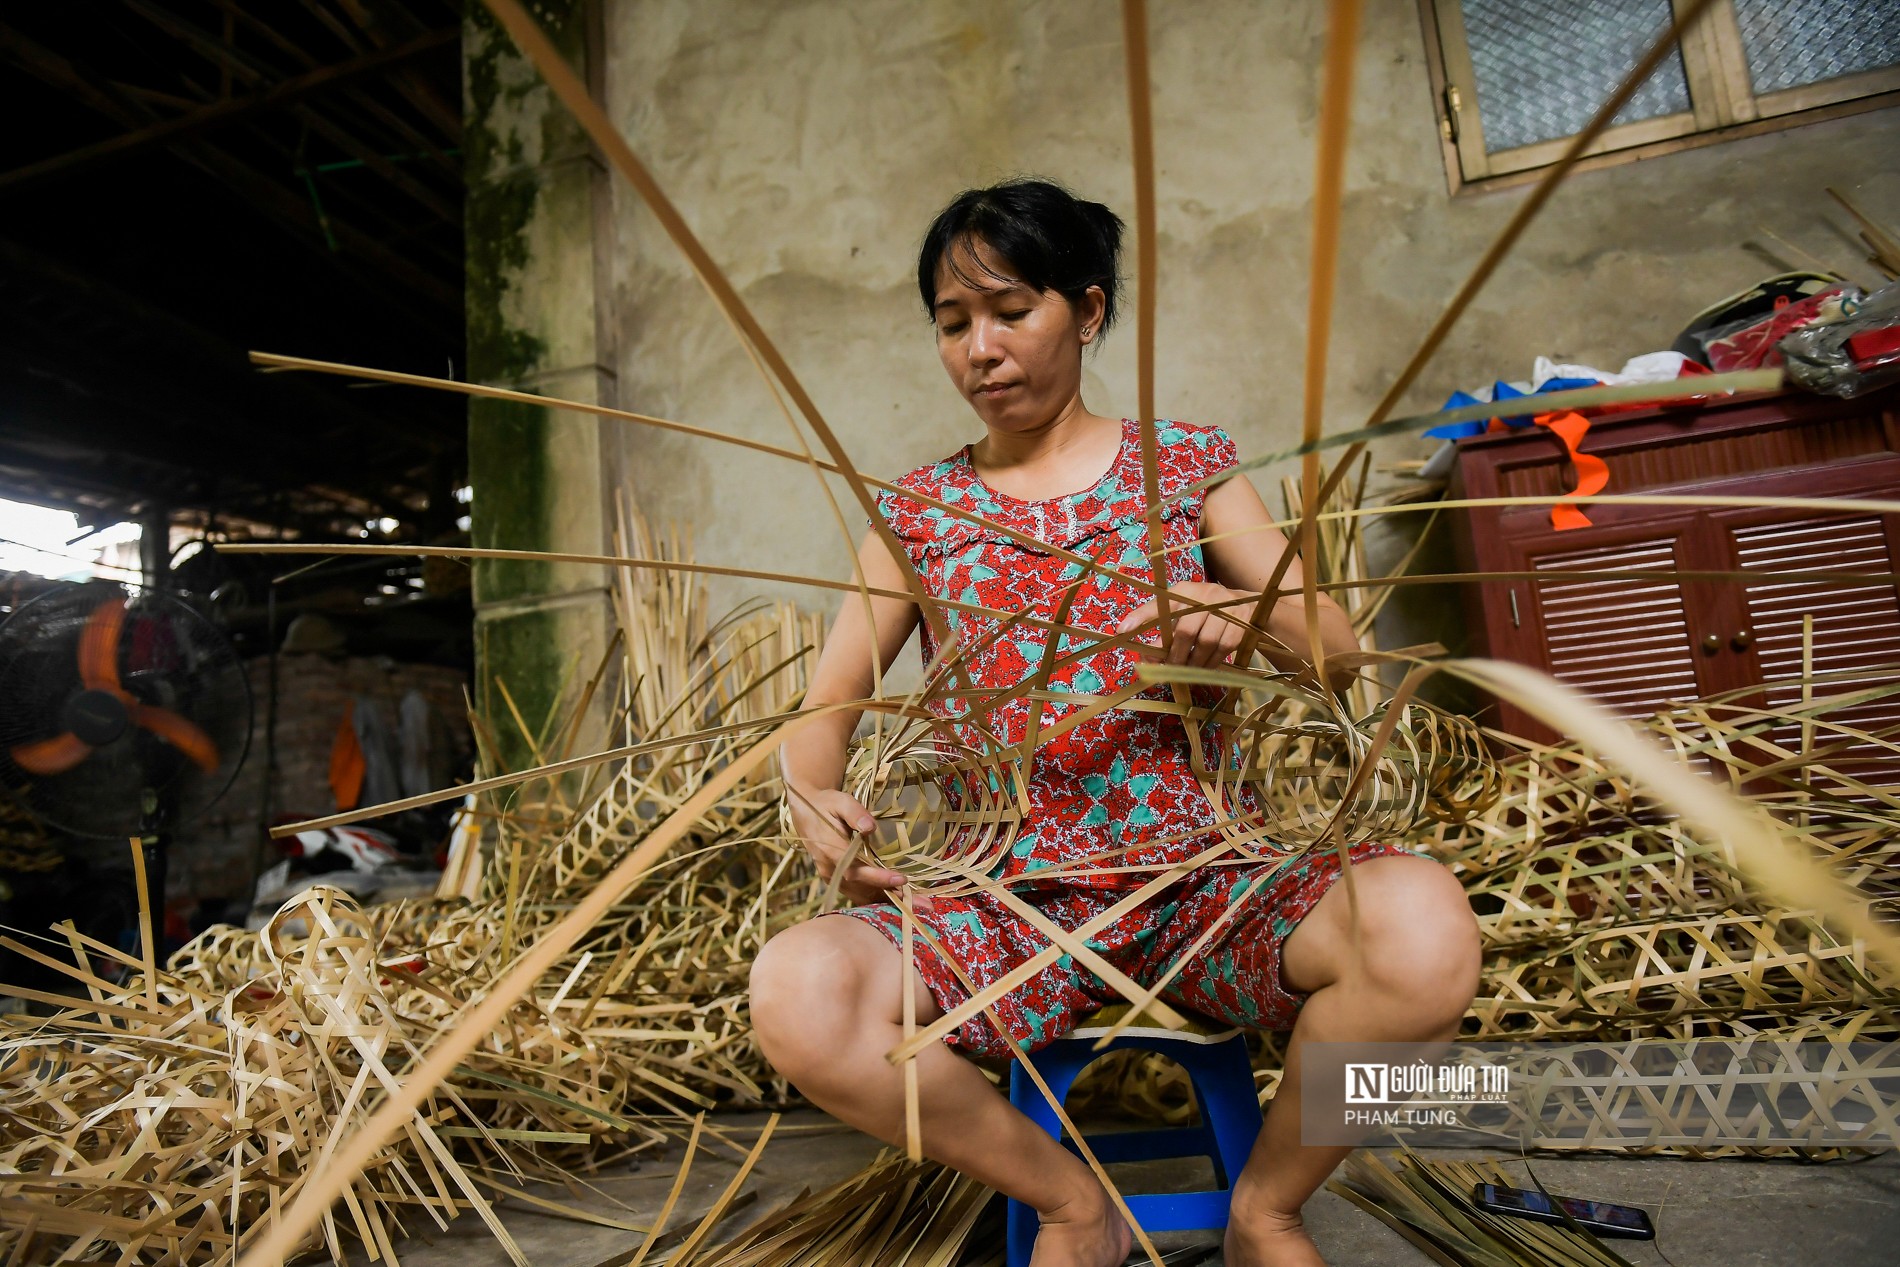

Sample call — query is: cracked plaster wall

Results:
[575,0,1897,659]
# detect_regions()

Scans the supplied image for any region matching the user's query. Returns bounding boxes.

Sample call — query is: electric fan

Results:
[0,582,252,919]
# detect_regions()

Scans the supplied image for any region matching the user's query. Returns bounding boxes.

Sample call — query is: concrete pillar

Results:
[463,0,622,771]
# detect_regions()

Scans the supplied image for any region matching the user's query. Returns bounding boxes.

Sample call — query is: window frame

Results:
[1420,0,1900,194]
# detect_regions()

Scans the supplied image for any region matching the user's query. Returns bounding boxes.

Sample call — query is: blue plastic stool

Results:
[1005,1004,1263,1267]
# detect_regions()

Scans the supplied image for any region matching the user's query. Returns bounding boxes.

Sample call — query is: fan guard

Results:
[0,582,252,839]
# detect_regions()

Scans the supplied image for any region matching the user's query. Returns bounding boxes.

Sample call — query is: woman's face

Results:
[931,237,1103,433]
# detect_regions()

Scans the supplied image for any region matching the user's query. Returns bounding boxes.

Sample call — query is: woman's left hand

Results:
[1116,582,1248,668]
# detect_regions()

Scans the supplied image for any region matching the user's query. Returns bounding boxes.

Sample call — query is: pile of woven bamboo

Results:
[0,520,836,1265]
[4,482,1892,1264]
[3,422,1893,1267]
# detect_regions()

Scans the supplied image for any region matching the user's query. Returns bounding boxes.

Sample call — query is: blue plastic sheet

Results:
[1422,376,1600,440]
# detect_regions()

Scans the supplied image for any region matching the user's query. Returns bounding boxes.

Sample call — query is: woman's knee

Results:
[1356,858,1483,1019]
[749,917,882,1072]
[1298,856,1479,1018]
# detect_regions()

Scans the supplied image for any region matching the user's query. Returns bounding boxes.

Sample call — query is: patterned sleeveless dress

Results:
[838,418,1424,1057]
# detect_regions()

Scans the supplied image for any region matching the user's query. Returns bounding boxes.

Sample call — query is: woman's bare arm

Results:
[1116,473,1360,684]
[781,528,922,898]
[1200,473,1359,666]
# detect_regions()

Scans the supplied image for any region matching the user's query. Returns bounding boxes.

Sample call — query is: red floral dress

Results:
[840,419,1424,1057]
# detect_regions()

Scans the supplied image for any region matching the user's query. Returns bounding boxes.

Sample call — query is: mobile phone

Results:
[1471,1182,1656,1240]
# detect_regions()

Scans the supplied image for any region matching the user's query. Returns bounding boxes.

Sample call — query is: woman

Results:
[749,179,1481,1267]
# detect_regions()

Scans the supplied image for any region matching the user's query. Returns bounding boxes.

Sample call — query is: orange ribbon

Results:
[1484,407,1607,530]
[1537,410,1607,530]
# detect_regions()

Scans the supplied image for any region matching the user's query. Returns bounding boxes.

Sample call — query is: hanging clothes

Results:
[329,700,365,811]
[397,690,434,799]
[351,694,400,812]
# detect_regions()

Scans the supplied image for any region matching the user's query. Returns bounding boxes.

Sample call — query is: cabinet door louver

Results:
[1531,539,1703,720]
[1731,516,1900,803]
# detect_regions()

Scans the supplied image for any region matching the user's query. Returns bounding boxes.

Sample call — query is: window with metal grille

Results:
[1420,0,1900,188]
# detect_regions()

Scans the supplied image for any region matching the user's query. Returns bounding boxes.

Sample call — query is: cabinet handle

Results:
[1732,631,1753,652]
[1701,633,1721,655]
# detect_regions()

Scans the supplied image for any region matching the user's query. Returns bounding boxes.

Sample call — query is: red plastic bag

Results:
[1704,286,1850,371]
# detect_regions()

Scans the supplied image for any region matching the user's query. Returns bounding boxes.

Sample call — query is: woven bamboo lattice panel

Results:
[1435,1036,1900,1155]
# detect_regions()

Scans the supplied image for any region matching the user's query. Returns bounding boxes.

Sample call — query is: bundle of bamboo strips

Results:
[660,1148,996,1267]
[1328,1147,1641,1267]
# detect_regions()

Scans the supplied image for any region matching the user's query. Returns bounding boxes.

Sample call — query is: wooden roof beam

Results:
[0,25,456,195]
[191,0,463,169]
[327,0,464,142]
[0,22,458,325]
[108,1,460,224]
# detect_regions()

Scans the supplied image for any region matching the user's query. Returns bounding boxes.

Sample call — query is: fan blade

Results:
[130,705,220,773]
[11,732,93,775]
[78,596,127,692]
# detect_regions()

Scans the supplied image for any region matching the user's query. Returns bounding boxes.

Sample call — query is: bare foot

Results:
[1223,1200,1326,1267]
[1029,1186,1132,1267]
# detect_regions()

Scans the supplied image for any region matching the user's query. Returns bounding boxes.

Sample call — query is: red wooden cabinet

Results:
[1447,383,1900,791]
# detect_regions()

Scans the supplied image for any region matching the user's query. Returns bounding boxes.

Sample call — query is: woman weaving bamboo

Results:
[749,179,1482,1267]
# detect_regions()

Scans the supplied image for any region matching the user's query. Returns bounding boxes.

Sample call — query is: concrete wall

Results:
[488,0,1900,676]
[465,1,627,766]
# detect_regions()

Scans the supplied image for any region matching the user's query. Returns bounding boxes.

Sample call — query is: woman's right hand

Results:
[786,785,907,904]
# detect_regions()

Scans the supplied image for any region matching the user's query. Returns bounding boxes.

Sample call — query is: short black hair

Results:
[917,179,1125,334]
